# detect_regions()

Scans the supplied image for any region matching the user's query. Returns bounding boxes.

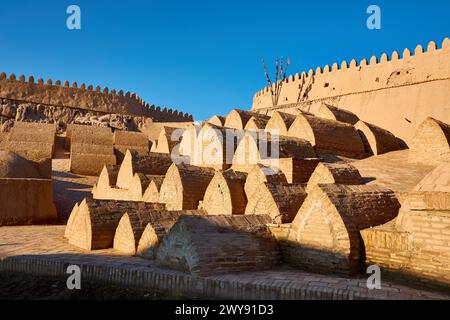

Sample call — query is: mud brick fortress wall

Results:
[0,73,193,128]
[252,38,450,144]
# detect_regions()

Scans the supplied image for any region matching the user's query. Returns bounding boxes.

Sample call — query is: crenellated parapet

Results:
[251,38,450,143]
[253,38,450,107]
[0,73,193,122]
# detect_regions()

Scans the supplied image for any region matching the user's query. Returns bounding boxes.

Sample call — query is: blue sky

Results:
[0,0,449,120]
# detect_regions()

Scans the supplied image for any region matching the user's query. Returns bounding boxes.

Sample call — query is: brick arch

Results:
[65,199,94,250]
[245,181,306,223]
[288,113,315,143]
[178,124,199,159]
[408,117,450,165]
[65,198,165,251]
[142,176,164,203]
[224,109,255,129]
[288,186,361,275]
[113,212,140,255]
[159,164,184,210]
[155,215,278,276]
[265,111,297,135]
[153,126,185,154]
[137,223,160,259]
[305,162,362,193]
[114,210,185,256]
[201,169,247,215]
[116,150,173,190]
[244,115,270,131]
[244,164,287,198]
[232,132,263,171]
[127,173,152,201]
[64,201,81,239]
[192,123,230,169]
[207,115,225,127]
[91,164,120,200]
[288,113,366,159]
[355,120,400,156]
[314,103,359,125]
[159,163,215,210]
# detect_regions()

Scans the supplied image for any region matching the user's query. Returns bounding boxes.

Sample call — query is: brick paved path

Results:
[1,225,448,300]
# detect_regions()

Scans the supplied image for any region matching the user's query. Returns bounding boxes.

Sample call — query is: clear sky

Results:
[1,0,449,120]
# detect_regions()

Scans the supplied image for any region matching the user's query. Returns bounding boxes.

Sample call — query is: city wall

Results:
[252,38,450,144]
[0,73,193,122]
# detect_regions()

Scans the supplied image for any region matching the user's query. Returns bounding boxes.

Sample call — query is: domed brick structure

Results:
[245,181,307,223]
[65,198,165,250]
[0,151,42,179]
[285,184,401,276]
[314,103,359,125]
[355,120,401,156]
[408,117,450,165]
[265,111,297,136]
[224,109,258,130]
[152,126,185,154]
[305,162,363,193]
[155,215,279,276]
[288,113,366,159]
[159,163,216,210]
[116,149,173,189]
[200,169,247,215]
[114,210,195,255]
[244,114,271,131]
[207,115,226,127]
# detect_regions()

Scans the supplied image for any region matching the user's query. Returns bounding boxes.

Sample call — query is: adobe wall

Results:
[362,208,450,290]
[252,39,450,144]
[0,73,193,122]
[0,178,57,225]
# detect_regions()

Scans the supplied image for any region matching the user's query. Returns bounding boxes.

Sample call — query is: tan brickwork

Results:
[408,117,450,165]
[155,215,279,276]
[244,164,288,200]
[245,182,307,223]
[315,103,359,125]
[288,113,366,159]
[0,178,57,226]
[201,169,247,215]
[70,153,116,176]
[305,162,363,193]
[224,109,261,130]
[355,120,401,156]
[142,175,165,203]
[207,115,225,127]
[283,184,400,276]
[159,163,215,210]
[65,198,165,250]
[265,111,297,135]
[114,210,203,256]
[244,114,271,131]
[116,150,173,189]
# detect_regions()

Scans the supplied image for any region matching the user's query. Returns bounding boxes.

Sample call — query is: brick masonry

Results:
[0,226,448,300]
[288,113,366,159]
[408,117,450,165]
